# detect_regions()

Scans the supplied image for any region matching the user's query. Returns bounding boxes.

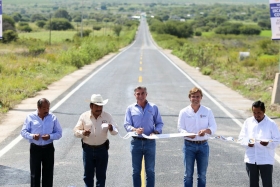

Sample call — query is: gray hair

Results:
[134,86,147,93]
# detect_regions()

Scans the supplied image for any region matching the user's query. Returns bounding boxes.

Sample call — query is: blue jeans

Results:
[183,140,209,187]
[131,138,156,187]
[83,145,108,187]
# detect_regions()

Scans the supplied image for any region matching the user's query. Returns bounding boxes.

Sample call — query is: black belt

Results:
[185,140,207,144]
[83,141,106,149]
[31,142,53,148]
[133,137,147,140]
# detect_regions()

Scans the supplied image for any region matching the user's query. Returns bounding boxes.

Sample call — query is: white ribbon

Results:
[142,133,197,139]
[116,131,279,144]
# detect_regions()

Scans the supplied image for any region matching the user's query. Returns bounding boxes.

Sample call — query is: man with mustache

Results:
[21,98,62,187]
[73,94,118,187]
[239,100,280,187]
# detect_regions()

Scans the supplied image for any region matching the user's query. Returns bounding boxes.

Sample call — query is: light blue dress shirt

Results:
[124,102,164,137]
[21,110,62,145]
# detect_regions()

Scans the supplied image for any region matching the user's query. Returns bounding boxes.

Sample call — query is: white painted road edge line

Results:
[0,40,136,158]
[158,49,280,164]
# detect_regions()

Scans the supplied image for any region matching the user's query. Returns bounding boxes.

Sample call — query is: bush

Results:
[18,25,32,32]
[195,31,202,36]
[28,45,46,56]
[74,29,92,37]
[31,14,47,22]
[113,25,122,36]
[2,30,18,43]
[2,15,16,31]
[36,21,46,28]
[240,25,261,35]
[44,18,74,30]
[201,67,212,75]
[93,25,102,30]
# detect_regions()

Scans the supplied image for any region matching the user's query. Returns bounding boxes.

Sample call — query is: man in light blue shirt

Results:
[21,98,62,187]
[124,86,164,187]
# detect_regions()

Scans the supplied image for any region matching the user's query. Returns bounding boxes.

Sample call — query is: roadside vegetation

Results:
[0,3,139,114]
[147,3,280,117]
[0,1,279,118]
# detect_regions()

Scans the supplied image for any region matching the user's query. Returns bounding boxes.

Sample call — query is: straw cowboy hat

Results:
[90,94,108,106]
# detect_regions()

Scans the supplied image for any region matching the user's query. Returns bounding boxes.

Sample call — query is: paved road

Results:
[0,18,280,187]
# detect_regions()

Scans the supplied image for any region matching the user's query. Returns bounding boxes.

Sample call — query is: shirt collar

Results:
[135,100,149,107]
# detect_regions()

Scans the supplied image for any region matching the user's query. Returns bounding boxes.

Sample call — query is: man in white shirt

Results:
[239,100,280,187]
[178,87,217,187]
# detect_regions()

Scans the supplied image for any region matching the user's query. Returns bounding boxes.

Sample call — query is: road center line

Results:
[158,49,280,164]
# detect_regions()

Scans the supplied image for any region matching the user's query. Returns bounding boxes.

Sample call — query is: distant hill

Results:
[3,0,268,5]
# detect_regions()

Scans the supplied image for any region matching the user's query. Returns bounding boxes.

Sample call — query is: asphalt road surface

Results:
[1,18,280,187]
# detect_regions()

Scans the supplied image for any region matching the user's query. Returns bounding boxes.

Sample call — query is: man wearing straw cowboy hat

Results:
[73,94,118,187]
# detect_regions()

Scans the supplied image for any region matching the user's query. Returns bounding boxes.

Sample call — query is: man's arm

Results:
[21,116,34,140]
[73,115,86,138]
[49,115,62,140]
[124,107,135,132]
[153,105,163,134]
[108,115,118,135]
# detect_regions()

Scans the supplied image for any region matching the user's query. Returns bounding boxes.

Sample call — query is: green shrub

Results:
[18,25,32,32]
[93,25,102,30]
[2,30,18,43]
[28,45,46,56]
[36,20,46,28]
[195,31,202,36]
[201,67,212,75]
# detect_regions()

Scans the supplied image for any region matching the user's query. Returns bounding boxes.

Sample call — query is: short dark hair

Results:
[134,86,147,93]
[252,100,265,112]
[37,98,50,108]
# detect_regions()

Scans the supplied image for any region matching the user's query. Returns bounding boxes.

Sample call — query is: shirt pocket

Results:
[83,119,93,131]
[131,110,142,122]
[31,120,41,133]
[198,115,209,128]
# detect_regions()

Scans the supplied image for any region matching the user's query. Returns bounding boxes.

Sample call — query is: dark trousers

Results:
[246,163,273,187]
[30,143,55,187]
[83,145,108,187]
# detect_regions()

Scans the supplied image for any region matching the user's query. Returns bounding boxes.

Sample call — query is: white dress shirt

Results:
[239,115,280,165]
[178,105,217,141]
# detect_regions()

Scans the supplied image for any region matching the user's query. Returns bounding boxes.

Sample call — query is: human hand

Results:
[150,131,159,136]
[83,130,91,137]
[198,129,210,136]
[260,141,269,146]
[33,134,40,140]
[248,143,254,147]
[135,128,144,135]
[41,134,50,140]
[108,124,113,131]
[187,135,196,139]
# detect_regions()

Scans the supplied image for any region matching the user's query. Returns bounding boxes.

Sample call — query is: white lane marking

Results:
[158,49,280,164]
[0,40,137,158]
